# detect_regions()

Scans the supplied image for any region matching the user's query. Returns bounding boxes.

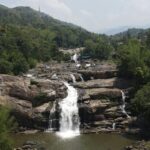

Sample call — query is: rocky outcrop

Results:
[77,70,118,80]
[0,62,136,133]
[15,141,47,150]
[75,78,133,89]
[0,74,67,130]
[125,141,150,150]
[84,88,122,100]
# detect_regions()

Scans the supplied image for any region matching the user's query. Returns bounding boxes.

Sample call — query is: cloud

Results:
[97,0,150,32]
[80,10,92,17]
[2,0,150,32]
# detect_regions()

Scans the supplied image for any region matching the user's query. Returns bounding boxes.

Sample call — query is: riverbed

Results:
[11,133,138,150]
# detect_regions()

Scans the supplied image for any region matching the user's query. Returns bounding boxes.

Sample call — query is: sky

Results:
[1,0,150,33]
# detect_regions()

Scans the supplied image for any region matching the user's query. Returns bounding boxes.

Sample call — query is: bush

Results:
[0,59,12,74]
[13,57,29,75]
[28,58,37,68]
[131,83,150,122]
[118,39,150,84]
[0,107,16,150]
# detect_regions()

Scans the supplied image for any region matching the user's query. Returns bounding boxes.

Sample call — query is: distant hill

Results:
[110,28,149,42]
[0,4,97,48]
[103,26,130,35]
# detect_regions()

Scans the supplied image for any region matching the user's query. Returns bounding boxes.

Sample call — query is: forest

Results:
[1,4,150,149]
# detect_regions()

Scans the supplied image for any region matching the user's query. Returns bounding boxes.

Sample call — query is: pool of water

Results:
[11,132,138,150]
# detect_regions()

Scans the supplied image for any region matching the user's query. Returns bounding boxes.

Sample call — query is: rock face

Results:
[0,62,135,133]
[0,74,67,130]
[75,78,132,89]
[77,70,118,80]
[125,141,150,150]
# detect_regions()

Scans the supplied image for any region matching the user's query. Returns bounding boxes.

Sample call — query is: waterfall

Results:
[26,74,33,78]
[85,64,91,68]
[76,63,81,68]
[72,53,78,64]
[79,74,84,82]
[120,90,131,118]
[47,101,57,132]
[57,82,80,138]
[51,73,58,80]
[112,123,116,130]
[70,74,76,83]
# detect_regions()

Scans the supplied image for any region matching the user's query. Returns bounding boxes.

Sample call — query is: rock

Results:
[77,70,118,80]
[125,141,150,150]
[85,88,122,100]
[92,120,112,127]
[0,74,23,83]
[8,83,32,100]
[33,103,50,113]
[15,140,47,150]
[75,78,132,89]
[89,100,111,113]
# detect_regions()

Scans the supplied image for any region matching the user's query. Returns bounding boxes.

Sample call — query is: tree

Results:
[131,83,150,123]
[118,39,150,84]
[0,59,12,74]
[0,107,15,150]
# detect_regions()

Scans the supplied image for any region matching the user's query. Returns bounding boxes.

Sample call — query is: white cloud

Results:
[2,0,150,32]
[80,10,92,17]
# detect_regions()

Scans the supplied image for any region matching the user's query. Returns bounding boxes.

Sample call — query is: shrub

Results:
[131,83,150,122]
[0,107,16,150]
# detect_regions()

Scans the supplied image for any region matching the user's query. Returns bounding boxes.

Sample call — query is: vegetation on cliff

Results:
[0,107,16,150]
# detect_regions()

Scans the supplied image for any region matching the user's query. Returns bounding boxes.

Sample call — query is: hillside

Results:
[0,4,103,75]
[0,4,97,48]
[111,28,149,42]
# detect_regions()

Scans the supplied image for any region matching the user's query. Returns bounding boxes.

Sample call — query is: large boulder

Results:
[77,70,118,80]
[75,78,132,89]
[83,88,122,100]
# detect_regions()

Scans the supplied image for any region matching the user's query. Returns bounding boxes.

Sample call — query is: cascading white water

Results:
[47,101,56,132]
[112,123,116,130]
[120,90,131,118]
[70,74,76,83]
[72,53,78,64]
[79,74,84,82]
[57,82,80,138]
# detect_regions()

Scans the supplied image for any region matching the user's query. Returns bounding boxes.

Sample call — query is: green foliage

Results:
[83,38,113,60]
[118,39,150,84]
[0,59,12,74]
[0,107,16,150]
[0,5,102,75]
[131,83,150,122]
[28,58,37,68]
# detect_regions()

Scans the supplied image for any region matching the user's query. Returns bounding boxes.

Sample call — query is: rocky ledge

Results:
[0,62,138,133]
[125,140,150,150]
[0,74,67,130]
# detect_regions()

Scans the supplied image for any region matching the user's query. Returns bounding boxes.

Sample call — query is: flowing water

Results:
[47,101,56,132]
[79,74,84,82]
[70,74,77,83]
[112,123,116,130]
[57,82,80,138]
[120,90,131,118]
[72,53,78,64]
